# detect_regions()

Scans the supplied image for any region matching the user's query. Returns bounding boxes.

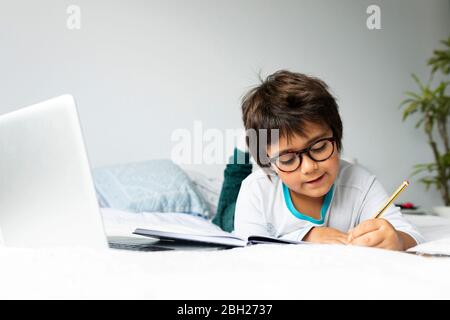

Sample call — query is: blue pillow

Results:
[92,159,210,218]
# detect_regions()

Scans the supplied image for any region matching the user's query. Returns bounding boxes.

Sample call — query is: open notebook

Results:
[103,209,450,253]
[133,228,306,248]
[101,208,305,248]
[133,226,450,254]
[406,237,450,257]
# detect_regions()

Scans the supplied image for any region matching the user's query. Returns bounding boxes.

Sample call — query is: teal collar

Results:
[282,183,335,225]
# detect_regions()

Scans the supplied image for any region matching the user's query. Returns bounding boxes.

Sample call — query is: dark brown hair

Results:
[242,70,343,170]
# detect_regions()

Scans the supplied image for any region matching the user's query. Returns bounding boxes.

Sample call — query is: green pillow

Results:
[212,148,252,232]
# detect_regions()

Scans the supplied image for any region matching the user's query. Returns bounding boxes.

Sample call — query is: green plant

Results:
[400,37,450,205]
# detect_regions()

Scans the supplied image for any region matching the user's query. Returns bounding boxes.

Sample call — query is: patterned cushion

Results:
[92,159,210,218]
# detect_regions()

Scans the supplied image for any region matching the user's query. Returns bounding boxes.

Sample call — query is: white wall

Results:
[1,0,449,208]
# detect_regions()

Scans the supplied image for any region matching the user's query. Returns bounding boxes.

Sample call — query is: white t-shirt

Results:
[234,159,425,244]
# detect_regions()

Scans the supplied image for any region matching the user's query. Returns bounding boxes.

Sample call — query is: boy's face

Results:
[267,122,340,199]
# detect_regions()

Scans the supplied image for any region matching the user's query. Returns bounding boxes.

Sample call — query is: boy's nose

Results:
[300,154,319,175]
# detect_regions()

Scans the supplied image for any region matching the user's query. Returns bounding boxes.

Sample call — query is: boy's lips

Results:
[305,173,325,184]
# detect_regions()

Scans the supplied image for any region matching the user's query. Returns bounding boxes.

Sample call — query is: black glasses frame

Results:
[269,137,336,173]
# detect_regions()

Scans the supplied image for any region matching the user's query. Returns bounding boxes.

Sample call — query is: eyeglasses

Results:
[269,137,336,173]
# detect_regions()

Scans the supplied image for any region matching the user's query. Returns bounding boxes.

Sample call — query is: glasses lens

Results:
[309,139,334,161]
[275,153,300,172]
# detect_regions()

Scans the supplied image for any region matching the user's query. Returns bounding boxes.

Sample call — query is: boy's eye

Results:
[311,141,326,152]
[278,153,297,164]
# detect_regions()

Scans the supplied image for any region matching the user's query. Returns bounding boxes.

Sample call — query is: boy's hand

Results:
[347,219,404,251]
[304,227,349,245]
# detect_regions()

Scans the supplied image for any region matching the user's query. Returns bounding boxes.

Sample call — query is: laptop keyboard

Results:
[107,236,231,252]
[108,242,174,252]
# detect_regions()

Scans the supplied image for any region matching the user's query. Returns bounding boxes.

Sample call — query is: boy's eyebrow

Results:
[272,132,330,158]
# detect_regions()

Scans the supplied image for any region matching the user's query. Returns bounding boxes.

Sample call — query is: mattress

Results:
[0,210,450,299]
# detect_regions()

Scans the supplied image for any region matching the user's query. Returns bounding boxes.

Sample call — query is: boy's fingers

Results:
[347,232,353,242]
[336,234,351,245]
[349,219,382,239]
[324,239,347,245]
[350,230,384,247]
[340,234,350,245]
[374,239,389,250]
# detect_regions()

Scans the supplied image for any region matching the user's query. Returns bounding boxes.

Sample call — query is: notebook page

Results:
[407,237,450,256]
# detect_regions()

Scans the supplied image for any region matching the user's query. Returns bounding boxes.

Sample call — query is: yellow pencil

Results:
[372,180,410,219]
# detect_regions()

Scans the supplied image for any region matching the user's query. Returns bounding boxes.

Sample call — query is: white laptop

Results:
[0,95,171,251]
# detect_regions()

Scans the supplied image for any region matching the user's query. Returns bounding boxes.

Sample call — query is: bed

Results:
[1,165,450,299]
[1,212,450,299]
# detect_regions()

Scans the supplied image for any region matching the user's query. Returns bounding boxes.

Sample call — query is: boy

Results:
[234,70,424,250]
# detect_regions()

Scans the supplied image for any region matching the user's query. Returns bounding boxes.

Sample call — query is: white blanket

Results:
[1,211,450,299]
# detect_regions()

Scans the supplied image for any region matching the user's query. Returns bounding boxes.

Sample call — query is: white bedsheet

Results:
[1,212,450,299]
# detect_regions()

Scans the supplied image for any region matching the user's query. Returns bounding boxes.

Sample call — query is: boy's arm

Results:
[398,231,418,250]
[303,227,349,244]
[233,180,270,239]
[355,177,425,247]
[280,225,349,244]
[348,218,417,250]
